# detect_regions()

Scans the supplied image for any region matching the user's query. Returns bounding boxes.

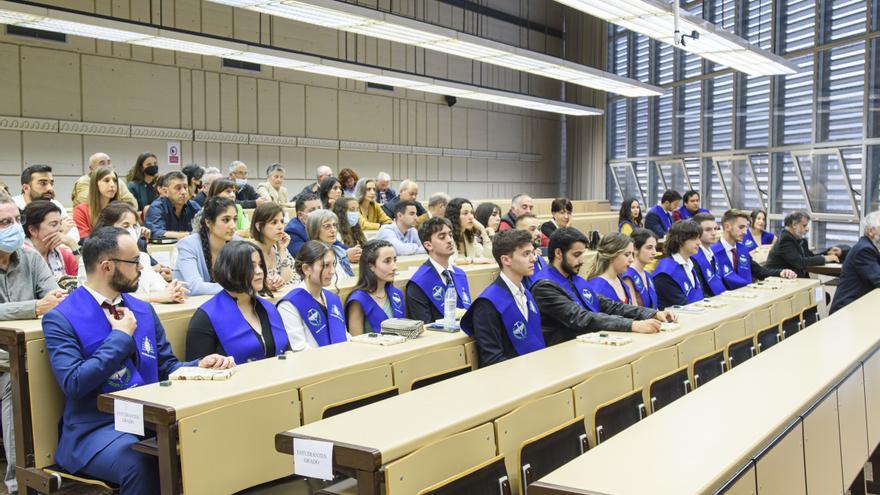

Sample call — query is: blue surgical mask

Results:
[346,211,360,227]
[0,223,25,253]
[235,178,247,187]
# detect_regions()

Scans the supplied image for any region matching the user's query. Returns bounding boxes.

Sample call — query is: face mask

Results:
[346,211,360,227]
[0,224,25,253]
[235,178,247,187]
[144,165,159,176]
[126,226,140,242]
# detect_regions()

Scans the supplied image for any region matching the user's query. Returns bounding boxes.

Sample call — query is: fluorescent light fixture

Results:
[0,1,602,116]
[204,0,663,97]
[554,0,798,75]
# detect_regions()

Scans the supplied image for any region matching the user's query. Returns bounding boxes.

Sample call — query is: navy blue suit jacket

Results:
[284,217,308,258]
[830,236,880,313]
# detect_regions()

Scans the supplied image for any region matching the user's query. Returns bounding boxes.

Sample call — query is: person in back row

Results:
[43,227,232,495]
[73,167,120,239]
[374,200,426,256]
[645,190,681,238]
[446,197,492,264]
[690,213,727,297]
[618,198,644,236]
[405,217,471,324]
[830,211,880,314]
[345,240,404,335]
[530,228,671,346]
[540,197,573,245]
[355,177,392,230]
[125,152,159,212]
[515,213,546,287]
[499,193,534,232]
[144,171,201,239]
[375,171,396,205]
[461,230,542,366]
[381,180,428,225]
[764,211,841,278]
[712,209,796,290]
[296,165,333,201]
[14,164,80,249]
[285,193,321,258]
[71,152,138,208]
[227,161,267,209]
[652,220,705,309]
[672,190,709,221]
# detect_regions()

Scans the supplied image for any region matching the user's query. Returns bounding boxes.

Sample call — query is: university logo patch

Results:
[307,308,323,329]
[141,337,155,359]
[583,289,593,302]
[391,292,402,306]
[512,321,527,340]
[107,366,131,389]
[432,285,444,301]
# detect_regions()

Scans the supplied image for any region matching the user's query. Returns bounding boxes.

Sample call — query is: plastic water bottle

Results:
[443,282,457,327]
[77,257,87,287]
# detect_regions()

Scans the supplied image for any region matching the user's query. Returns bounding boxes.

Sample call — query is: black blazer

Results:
[405,261,444,324]
[764,229,826,278]
[830,236,880,313]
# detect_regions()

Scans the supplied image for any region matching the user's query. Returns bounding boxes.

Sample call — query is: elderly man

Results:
[499,193,535,232]
[227,161,267,209]
[13,164,80,249]
[831,211,880,313]
[295,165,334,201]
[426,193,449,219]
[381,180,429,225]
[71,152,138,208]
[375,171,397,205]
[764,211,842,278]
[193,169,223,206]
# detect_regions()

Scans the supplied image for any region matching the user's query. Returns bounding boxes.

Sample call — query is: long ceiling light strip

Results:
[0,1,602,116]
[554,0,798,76]
[206,0,663,97]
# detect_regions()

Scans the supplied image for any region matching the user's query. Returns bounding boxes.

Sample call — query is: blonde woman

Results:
[586,233,635,305]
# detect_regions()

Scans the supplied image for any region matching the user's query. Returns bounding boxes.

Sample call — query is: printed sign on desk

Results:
[293,438,334,480]
[114,399,144,436]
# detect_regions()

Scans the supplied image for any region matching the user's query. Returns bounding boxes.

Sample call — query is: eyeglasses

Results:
[321,223,338,231]
[0,216,24,229]
[109,257,141,266]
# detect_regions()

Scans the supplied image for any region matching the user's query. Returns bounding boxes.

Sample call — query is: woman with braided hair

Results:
[172,196,238,296]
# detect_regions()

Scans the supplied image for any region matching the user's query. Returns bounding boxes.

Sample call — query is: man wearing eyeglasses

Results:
[0,192,66,495]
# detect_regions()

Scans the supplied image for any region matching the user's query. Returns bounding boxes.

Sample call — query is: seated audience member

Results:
[375,171,397,205]
[125,152,159,212]
[474,202,502,241]
[743,209,776,251]
[381,180,429,225]
[181,164,205,201]
[307,209,357,280]
[374,200,427,256]
[541,197,573,245]
[256,163,290,205]
[0,193,65,494]
[318,176,343,209]
[652,220,705,309]
[446,197,492,264]
[764,211,841,278]
[461,230,543,366]
[672,190,710,221]
[23,200,78,279]
[285,193,321,258]
[338,168,359,197]
[405,217,472,324]
[71,152,138,208]
[618,197,644,236]
[427,193,449,219]
[498,193,535,232]
[621,228,660,308]
[645,190,681,238]
[278,241,349,350]
[333,196,367,251]
[830,211,880,313]
[355,178,391,230]
[712,209,796,290]
[227,161,267,208]
[532,228,670,345]
[73,167,121,239]
[207,179,250,236]
[690,213,727,297]
[193,169,222,206]
[515,213,547,285]
[250,202,296,290]
[94,203,185,304]
[186,241,289,362]
[173,197,238,296]
[43,227,232,495]
[144,171,201,239]
[296,165,333,201]
[345,240,404,335]
[14,164,80,249]
[586,233,636,304]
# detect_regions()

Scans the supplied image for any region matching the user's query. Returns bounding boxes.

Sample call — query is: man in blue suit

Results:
[284,193,321,258]
[831,212,880,314]
[43,227,233,494]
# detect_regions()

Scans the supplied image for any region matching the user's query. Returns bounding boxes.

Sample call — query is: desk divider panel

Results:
[802,390,845,495]
[745,308,771,334]
[862,349,880,450]
[26,338,63,469]
[722,463,757,495]
[769,298,793,324]
[299,364,394,424]
[572,364,633,448]
[631,346,678,391]
[178,389,301,494]
[464,341,479,370]
[792,290,811,315]
[161,314,190,361]
[392,346,467,393]
[837,366,869,484]
[676,331,715,368]
[755,422,807,495]
[714,318,747,350]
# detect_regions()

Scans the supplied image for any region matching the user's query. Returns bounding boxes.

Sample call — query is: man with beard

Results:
[43,227,234,494]
[405,217,471,324]
[764,211,842,278]
[831,211,880,313]
[530,227,675,346]
[13,164,80,249]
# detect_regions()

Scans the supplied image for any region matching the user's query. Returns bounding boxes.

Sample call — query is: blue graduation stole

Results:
[652,257,704,304]
[742,229,774,253]
[586,276,632,305]
[201,291,289,363]
[345,285,405,333]
[649,204,673,230]
[711,241,752,290]
[410,262,472,313]
[691,249,727,297]
[56,287,158,393]
[278,288,347,347]
[676,206,709,220]
[461,280,545,356]
[621,267,657,309]
[531,266,601,312]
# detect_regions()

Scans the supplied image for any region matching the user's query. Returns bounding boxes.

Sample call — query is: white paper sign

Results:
[114,399,145,436]
[293,438,334,480]
[814,287,823,305]
[167,141,181,166]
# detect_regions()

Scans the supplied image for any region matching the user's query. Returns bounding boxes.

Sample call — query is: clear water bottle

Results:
[77,257,87,287]
[443,282,457,327]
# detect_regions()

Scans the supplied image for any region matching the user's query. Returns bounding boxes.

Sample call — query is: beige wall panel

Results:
[447,181,486,199]
[414,155,427,181]
[20,47,80,120]
[233,9,261,44]
[257,79,280,136]
[451,108,468,149]
[201,2,234,38]
[82,136,170,172]
[436,157,451,181]
[338,92,393,143]
[467,109,488,150]
[466,158,488,182]
[238,77,258,134]
[0,131,21,175]
[279,82,305,137]
[0,44,20,116]
[179,141,193,168]
[450,157,468,181]
[406,100,417,145]
[272,18,338,59]
[238,145,258,175]
[306,148,338,169]
[174,0,201,32]
[424,156,439,181]
[424,51,447,79]
[488,113,523,152]
[257,146,280,177]
[488,160,522,183]
[305,87,338,139]
[22,133,83,176]
[338,151,391,179]
[81,55,180,127]
[180,69,192,129]
[415,102,427,146]
[437,106,452,148]
[191,70,206,130]
[204,72,221,131]
[151,46,176,67]
[174,52,203,70]
[220,74,238,132]
[447,56,472,83]
[220,143,240,167]
[192,141,206,168]
[280,147,306,180]
[205,142,221,168]
[38,0,94,11]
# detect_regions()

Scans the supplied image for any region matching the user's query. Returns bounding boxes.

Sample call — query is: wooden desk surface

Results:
[531,289,879,495]
[807,263,842,277]
[276,279,818,470]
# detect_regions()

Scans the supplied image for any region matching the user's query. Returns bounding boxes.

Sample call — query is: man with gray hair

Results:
[427,192,449,219]
[71,152,138,208]
[382,179,429,226]
[830,211,880,313]
[375,171,396,205]
[765,211,842,278]
[193,169,223,206]
[227,161,267,208]
[499,193,534,232]
[295,165,334,201]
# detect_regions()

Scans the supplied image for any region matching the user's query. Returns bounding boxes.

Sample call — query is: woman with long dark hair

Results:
[345,240,403,335]
[126,152,159,211]
[73,167,120,238]
[618,198,644,236]
[249,202,296,290]
[474,202,501,241]
[318,176,343,209]
[445,197,492,264]
[172,197,238,296]
[332,196,367,249]
[621,228,659,309]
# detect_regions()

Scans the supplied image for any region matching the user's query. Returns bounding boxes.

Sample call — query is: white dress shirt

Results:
[672,254,696,286]
[82,284,123,319]
[720,237,737,266]
[278,281,351,352]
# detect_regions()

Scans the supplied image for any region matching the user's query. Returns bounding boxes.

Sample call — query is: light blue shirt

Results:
[374,223,426,256]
